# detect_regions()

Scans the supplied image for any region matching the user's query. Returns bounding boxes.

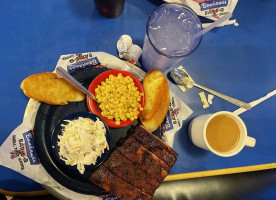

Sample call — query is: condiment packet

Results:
[163,0,239,27]
[116,35,143,67]
[199,91,210,109]
[208,94,214,104]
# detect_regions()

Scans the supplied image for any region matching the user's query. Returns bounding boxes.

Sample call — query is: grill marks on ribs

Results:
[129,124,178,167]
[117,135,170,182]
[89,124,178,200]
[89,165,152,200]
[102,149,159,195]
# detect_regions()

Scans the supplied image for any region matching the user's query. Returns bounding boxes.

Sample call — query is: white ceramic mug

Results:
[188,111,256,157]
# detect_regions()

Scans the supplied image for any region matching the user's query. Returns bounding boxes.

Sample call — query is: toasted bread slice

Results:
[21,72,86,105]
[139,69,170,132]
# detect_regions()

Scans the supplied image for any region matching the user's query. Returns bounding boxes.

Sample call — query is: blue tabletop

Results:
[168,0,276,174]
[0,0,276,194]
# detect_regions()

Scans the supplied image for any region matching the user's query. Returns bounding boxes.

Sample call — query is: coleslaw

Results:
[57,117,108,174]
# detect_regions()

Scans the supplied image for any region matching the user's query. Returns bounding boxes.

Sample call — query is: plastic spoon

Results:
[170,68,252,110]
[56,67,97,102]
[194,12,233,38]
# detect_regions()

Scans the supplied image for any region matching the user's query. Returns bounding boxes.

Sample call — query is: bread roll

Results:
[21,72,86,105]
[139,69,170,132]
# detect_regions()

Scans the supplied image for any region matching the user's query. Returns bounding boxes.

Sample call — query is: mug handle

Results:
[245,136,256,147]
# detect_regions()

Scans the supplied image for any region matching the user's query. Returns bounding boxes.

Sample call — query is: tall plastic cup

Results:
[141,3,202,72]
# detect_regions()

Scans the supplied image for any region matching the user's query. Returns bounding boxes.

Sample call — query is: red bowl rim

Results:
[87,69,145,128]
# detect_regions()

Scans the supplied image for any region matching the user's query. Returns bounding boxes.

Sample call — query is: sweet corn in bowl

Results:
[87,70,145,128]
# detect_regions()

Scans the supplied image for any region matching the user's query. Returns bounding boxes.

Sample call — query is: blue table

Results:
[167,0,276,176]
[1,0,276,198]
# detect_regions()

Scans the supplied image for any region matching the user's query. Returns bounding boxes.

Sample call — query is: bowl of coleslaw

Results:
[51,112,111,174]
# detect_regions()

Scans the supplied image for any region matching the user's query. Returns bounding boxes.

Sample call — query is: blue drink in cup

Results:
[141,3,202,72]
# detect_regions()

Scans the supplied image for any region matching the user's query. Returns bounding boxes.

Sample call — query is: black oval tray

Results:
[33,67,162,195]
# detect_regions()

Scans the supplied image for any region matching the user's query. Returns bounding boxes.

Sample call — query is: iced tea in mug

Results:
[206,114,240,153]
[188,111,256,157]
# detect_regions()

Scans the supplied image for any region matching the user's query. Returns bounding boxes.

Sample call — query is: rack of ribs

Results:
[89,165,152,200]
[128,124,178,167]
[117,135,170,182]
[89,124,178,200]
[102,149,160,195]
